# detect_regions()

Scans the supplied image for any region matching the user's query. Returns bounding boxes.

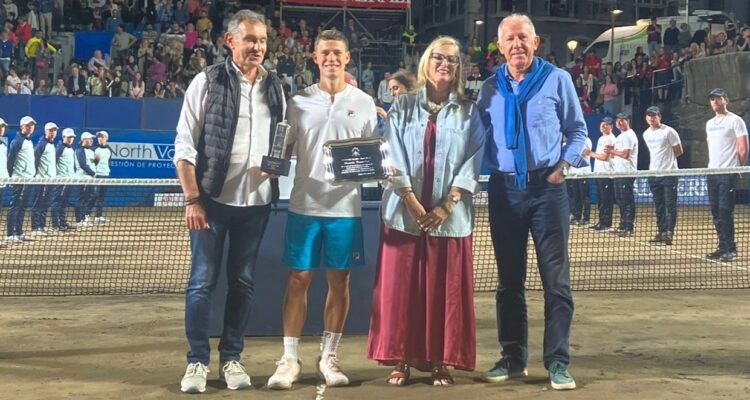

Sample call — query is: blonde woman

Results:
[367,36,485,386]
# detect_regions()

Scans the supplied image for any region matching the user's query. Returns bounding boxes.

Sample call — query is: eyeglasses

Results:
[429,53,460,66]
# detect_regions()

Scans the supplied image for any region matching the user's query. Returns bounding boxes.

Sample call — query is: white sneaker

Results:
[95,217,108,224]
[317,354,349,387]
[219,360,252,390]
[180,362,209,394]
[76,221,89,228]
[46,228,59,235]
[30,230,47,237]
[267,355,302,390]
[18,234,35,242]
[5,236,21,244]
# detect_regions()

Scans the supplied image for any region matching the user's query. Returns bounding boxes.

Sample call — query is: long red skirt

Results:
[366,225,476,371]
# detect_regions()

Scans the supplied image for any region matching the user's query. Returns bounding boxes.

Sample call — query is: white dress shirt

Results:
[174,63,284,206]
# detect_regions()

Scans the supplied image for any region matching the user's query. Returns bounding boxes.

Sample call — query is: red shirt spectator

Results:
[583,52,601,77]
[15,20,32,44]
[277,21,292,41]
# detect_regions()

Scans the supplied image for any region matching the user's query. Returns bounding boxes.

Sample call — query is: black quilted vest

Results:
[195,58,284,203]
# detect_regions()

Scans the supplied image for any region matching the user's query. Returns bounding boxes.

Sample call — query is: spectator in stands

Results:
[696,42,708,58]
[136,39,154,73]
[50,77,66,95]
[39,0,54,39]
[360,61,374,90]
[377,71,392,106]
[0,118,5,247]
[663,19,679,54]
[196,9,211,35]
[152,81,164,97]
[465,63,482,99]
[164,79,182,98]
[277,19,291,41]
[3,0,17,25]
[173,9,284,394]
[589,117,616,232]
[183,22,197,61]
[90,67,108,95]
[345,58,358,86]
[737,28,750,51]
[3,66,19,93]
[711,32,727,55]
[35,78,49,95]
[705,88,747,262]
[124,54,139,81]
[6,115,38,243]
[212,36,228,65]
[156,0,174,33]
[0,29,12,73]
[583,50,601,77]
[646,16,661,55]
[146,54,166,91]
[110,24,136,66]
[104,8,123,32]
[374,69,415,123]
[725,12,738,41]
[608,113,638,237]
[142,23,159,44]
[642,106,682,245]
[31,122,59,237]
[367,34,481,387]
[652,48,670,102]
[67,65,87,97]
[18,70,33,94]
[106,70,124,96]
[691,26,709,47]
[88,50,108,73]
[599,74,618,116]
[580,65,594,102]
[196,31,214,62]
[677,23,691,50]
[128,70,145,98]
[15,16,32,62]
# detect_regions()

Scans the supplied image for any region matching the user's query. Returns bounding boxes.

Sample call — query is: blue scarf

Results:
[496,57,555,189]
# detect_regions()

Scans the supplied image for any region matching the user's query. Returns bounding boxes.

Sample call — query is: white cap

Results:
[96,130,109,138]
[19,116,36,126]
[0,118,6,126]
[80,132,95,141]
[45,122,59,131]
[62,128,76,138]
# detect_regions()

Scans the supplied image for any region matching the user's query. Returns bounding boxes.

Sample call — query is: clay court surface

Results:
[0,290,748,400]
[0,202,749,399]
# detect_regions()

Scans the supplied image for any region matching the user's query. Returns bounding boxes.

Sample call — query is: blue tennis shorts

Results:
[282,212,365,270]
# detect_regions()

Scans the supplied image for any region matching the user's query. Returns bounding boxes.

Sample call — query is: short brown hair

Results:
[314,29,348,50]
[388,71,416,92]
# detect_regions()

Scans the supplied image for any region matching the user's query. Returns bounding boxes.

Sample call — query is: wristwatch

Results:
[559,161,570,177]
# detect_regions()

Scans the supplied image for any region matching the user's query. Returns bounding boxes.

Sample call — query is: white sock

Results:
[283,336,299,360]
[321,331,342,357]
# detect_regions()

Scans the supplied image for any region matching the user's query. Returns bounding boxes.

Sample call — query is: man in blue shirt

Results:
[476,14,587,391]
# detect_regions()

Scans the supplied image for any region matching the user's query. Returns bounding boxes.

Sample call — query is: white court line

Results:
[610,233,749,272]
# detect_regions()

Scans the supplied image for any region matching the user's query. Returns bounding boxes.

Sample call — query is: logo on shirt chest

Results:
[347,109,356,117]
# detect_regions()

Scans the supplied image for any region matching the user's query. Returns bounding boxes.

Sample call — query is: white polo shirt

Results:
[286,83,377,218]
[593,133,616,173]
[613,129,638,172]
[643,124,681,171]
[706,112,748,168]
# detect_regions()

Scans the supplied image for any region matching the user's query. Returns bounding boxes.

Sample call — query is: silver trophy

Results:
[261,121,291,176]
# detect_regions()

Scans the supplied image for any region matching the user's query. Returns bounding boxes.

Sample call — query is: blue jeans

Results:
[32,184,56,230]
[185,199,271,365]
[614,177,635,230]
[648,176,678,233]
[707,174,738,253]
[487,173,574,368]
[6,185,32,236]
[51,185,72,228]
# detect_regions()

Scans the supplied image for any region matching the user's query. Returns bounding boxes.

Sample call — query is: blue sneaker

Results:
[548,361,576,390]
[480,358,528,383]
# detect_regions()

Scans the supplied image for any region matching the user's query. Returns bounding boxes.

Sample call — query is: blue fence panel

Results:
[30,96,87,128]
[0,95,31,126]
[141,98,182,131]
[75,32,115,60]
[85,97,142,130]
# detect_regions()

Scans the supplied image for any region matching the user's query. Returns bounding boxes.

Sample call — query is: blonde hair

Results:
[416,36,465,103]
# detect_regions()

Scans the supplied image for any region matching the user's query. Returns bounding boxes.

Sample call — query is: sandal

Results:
[431,364,454,387]
[386,362,410,386]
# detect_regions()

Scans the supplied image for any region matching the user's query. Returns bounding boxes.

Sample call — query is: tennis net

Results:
[0,167,749,296]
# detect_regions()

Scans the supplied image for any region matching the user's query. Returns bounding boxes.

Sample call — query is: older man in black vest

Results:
[173,9,285,394]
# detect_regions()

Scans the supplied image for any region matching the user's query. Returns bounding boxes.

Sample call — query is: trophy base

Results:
[261,156,291,176]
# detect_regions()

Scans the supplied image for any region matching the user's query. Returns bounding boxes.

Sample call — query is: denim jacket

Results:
[382,86,485,237]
